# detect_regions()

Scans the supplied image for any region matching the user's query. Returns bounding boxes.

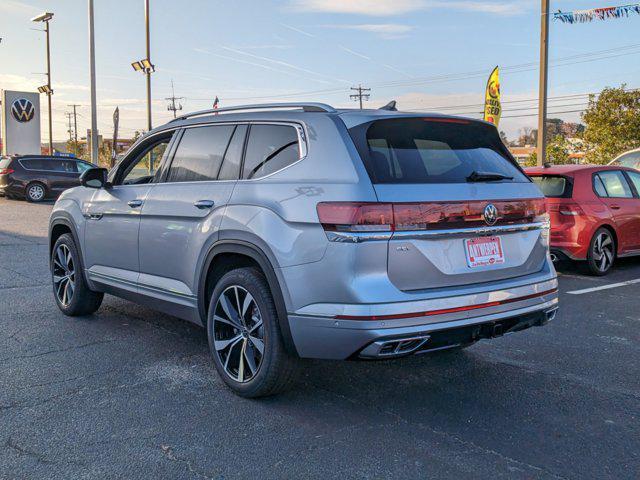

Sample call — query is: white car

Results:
[608,148,640,170]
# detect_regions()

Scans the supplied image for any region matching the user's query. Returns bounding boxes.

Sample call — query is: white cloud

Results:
[289,0,530,16]
[0,0,39,14]
[323,24,413,36]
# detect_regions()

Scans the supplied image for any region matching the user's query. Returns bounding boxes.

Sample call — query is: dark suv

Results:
[0,155,94,202]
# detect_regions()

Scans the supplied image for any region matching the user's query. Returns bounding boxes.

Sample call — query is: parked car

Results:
[0,155,94,202]
[608,147,640,171]
[49,103,558,397]
[526,164,640,275]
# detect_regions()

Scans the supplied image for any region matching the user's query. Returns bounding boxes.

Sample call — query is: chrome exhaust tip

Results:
[550,253,558,263]
[359,334,431,359]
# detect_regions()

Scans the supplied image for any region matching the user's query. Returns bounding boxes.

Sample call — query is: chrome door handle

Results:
[194,199,215,209]
[128,199,144,208]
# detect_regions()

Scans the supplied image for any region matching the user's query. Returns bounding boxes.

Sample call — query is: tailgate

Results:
[377,183,549,291]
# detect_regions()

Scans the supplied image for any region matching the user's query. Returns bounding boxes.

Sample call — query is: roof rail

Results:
[172,102,337,122]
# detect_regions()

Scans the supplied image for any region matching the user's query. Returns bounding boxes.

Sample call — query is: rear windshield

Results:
[530,175,572,198]
[349,117,527,184]
[0,158,12,169]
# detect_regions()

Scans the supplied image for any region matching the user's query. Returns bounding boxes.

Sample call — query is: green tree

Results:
[524,135,572,167]
[581,85,640,164]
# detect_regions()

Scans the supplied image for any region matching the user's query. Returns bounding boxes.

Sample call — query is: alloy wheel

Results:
[28,184,44,201]
[213,285,265,383]
[592,231,614,273]
[53,244,75,306]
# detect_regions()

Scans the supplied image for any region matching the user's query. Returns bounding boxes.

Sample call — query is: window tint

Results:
[531,175,570,198]
[243,124,300,179]
[616,151,640,170]
[20,159,63,171]
[625,170,640,194]
[59,160,77,173]
[593,175,608,197]
[167,125,234,183]
[218,125,247,181]
[597,171,633,198]
[350,118,527,184]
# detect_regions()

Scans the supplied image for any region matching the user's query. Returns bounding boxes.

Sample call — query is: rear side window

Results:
[350,118,527,184]
[243,124,300,179]
[626,170,640,194]
[596,171,633,198]
[20,159,49,170]
[531,175,571,198]
[167,125,234,183]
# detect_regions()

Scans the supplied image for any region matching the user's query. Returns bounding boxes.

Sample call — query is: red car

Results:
[526,164,640,275]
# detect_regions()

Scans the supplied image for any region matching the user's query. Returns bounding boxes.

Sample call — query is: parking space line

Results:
[566,278,640,295]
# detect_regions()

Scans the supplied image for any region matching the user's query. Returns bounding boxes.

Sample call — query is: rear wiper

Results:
[466,171,513,182]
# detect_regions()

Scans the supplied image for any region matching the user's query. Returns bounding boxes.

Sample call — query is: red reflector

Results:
[0,168,14,175]
[316,202,393,232]
[334,288,558,321]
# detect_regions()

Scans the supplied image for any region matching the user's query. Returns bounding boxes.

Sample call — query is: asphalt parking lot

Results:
[1,197,639,480]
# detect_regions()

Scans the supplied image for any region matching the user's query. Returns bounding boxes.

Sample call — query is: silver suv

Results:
[49,103,558,397]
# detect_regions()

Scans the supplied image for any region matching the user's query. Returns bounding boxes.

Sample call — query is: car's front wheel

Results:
[51,233,104,316]
[587,228,615,276]
[25,182,46,202]
[207,267,299,397]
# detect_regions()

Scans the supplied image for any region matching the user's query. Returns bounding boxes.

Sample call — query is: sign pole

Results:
[537,0,550,166]
[88,0,99,165]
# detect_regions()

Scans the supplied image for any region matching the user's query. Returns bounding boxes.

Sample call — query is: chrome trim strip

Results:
[392,221,550,240]
[325,221,549,243]
[88,271,197,300]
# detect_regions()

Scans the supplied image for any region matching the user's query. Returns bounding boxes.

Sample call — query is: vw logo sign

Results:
[11,98,35,123]
[483,204,498,226]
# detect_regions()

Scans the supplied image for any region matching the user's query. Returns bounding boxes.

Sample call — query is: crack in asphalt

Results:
[160,444,221,480]
[0,339,118,364]
[3,437,86,467]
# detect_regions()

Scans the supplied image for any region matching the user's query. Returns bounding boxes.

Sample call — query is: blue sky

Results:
[1,0,638,141]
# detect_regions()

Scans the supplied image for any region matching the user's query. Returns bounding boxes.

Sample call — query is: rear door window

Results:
[597,171,634,198]
[625,170,640,195]
[167,125,235,183]
[218,125,247,181]
[350,118,527,184]
[530,175,571,198]
[242,124,300,179]
[593,175,608,197]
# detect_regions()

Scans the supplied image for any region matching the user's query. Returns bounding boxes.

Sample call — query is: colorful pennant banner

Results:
[554,4,640,23]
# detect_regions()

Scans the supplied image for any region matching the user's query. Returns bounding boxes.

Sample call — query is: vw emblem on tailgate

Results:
[483,204,498,226]
[11,98,35,123]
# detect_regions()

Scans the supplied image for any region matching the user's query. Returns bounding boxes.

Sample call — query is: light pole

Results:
[132,0,154,132]
[88,0,99,164]
[31,12,54,154]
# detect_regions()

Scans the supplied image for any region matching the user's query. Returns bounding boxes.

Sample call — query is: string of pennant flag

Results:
[554,3,640,23]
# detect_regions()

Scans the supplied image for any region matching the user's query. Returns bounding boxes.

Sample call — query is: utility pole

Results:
[165,80,183,118]
[65,112,74,143]
[145,0,152,131]
[350,84,371,110]
[67,104,80,145]
[88,0,99,164]
[111,106,119,168]
[537,0,550,166]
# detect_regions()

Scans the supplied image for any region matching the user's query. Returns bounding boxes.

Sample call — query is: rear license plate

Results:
[464,236,505,268]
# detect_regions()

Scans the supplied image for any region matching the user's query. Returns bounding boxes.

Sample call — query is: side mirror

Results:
[80,167,109,189]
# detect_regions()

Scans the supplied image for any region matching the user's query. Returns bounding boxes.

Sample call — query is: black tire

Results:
[25,182,46,202]
[586,227,615,276]
[51,233,103,316]
[207,267,299,398]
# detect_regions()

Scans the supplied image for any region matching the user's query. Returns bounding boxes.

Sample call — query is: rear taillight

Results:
[0,168,14,175]
[316,202,393,232]
[317,198,548,233]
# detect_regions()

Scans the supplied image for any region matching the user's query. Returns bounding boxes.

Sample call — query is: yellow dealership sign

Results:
[483,66,501,126]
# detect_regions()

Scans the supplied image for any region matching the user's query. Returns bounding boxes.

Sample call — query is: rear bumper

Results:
[288,278,558,359]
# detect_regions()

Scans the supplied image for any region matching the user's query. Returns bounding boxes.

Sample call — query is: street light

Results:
[130,0,153,132]
[31,11,54,154]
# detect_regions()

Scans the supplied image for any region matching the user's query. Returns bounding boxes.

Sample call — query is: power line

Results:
[349,84,370,109]
[165,79,184,118]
